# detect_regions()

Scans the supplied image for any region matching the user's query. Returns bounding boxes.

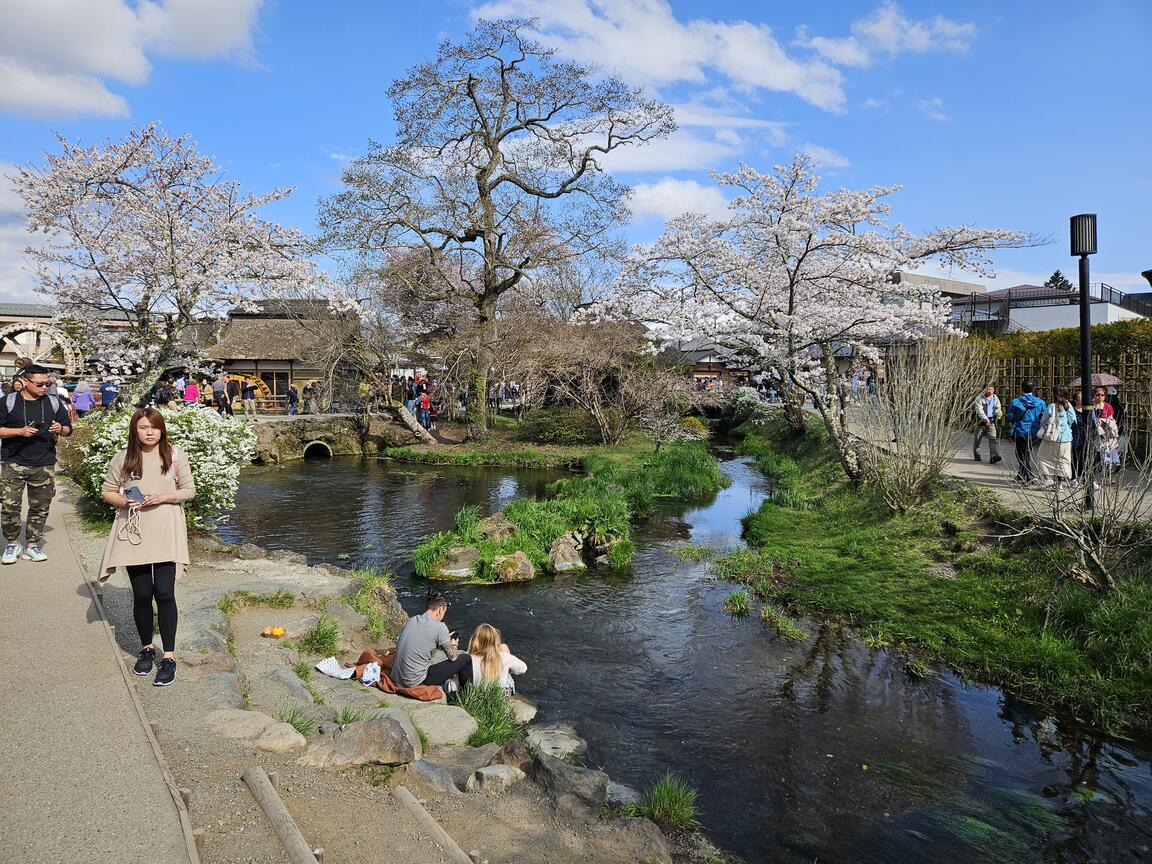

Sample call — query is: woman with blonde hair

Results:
[467,623,527,695]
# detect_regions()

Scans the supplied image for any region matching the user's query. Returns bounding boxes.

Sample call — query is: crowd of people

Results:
[988,380,1126,490]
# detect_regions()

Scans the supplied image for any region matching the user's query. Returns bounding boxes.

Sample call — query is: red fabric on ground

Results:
[351,648,443,701]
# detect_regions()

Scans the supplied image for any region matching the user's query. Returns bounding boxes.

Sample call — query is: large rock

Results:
[405,760,461,795]
[530,753,608,820]
[478,513,517,541]
[204,708,275,740]
[526,722,587,760]
[254,722,308,753]
[606,781,642,807]
[548,532,586,573]
[234,543,267,560]
[428,743,500,790]
[491,551,535,583]
[409,704,478,746]
[203,672,246,709]
[509,695,537,724]
[430,546,480,581]
[605,817,672,864]
[297,717,416,768]
[268,549,309,565]
[363,707,423,759]
[268,668,314,705]
[486,738,533,775]
[466,764,526,794]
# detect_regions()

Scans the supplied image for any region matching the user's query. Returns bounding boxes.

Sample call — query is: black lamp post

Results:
[1071,214,1097,507]
[1070,214,1097,411]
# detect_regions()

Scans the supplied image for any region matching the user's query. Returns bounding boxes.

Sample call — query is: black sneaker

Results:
[990,456,1003,464]
[153,658,176,687]
[974,453,982,462]
[134,647,156,676]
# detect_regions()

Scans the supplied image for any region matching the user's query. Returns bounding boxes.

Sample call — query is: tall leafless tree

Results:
[318,18,675,436]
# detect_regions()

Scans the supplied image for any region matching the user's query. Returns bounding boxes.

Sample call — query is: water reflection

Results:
[223,456,1152,864]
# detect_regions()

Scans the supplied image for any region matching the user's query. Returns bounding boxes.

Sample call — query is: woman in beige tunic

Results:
[99,408,195,687]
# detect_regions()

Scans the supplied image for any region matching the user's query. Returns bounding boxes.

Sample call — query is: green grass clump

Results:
[458,681,525,747]
[343,567,400,641]
[292,660,312,683]
[411,442,727,581]
[637,773,700,831]
[676,543,713,562]
[336,707,363,725]
[274,705,317,737]
[382,446,581,469]
[216,589,295,616]
[298,614,340,656]
[760,604,806,641]
[417,728,430,752]
[723,590,750,616]
[367,766,395,787]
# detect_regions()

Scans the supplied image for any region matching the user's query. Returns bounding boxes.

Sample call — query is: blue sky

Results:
[2,0,1150,303]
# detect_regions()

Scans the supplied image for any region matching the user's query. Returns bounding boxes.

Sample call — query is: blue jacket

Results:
[1007,393,1047,438]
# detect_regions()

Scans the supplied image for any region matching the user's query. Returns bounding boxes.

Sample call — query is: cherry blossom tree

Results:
[607,155,1034,480]
[318,18,675,435]
[11,124,325,403]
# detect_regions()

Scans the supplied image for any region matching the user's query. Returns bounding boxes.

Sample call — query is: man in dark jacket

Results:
[1006,382,1047,484]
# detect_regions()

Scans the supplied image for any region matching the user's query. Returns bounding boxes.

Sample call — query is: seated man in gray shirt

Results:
[393,592,473,690]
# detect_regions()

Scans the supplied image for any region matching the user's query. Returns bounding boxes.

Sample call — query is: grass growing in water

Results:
[298,614,340,656]
[676,543,713,562]
[727,415,1152,732]
[414,442,727,580]
[382,446,582,469]
[458,681,525,746]
[723,590,750,616]
[637,773,700,831]
[274,705,316,737]
[759,604,806,641]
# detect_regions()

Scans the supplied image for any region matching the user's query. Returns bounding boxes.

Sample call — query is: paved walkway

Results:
[0,502,193,863]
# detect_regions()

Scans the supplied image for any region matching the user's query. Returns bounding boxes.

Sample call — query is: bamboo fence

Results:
[992,352,1152,457]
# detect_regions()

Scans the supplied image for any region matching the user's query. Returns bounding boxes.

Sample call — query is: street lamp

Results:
[1071,214,1097,508]
[1070,214,1097,413]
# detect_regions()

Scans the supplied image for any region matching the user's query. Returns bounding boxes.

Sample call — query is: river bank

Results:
[60,480,723,864]
[220,454,1152,863]
[724,417,1152,735]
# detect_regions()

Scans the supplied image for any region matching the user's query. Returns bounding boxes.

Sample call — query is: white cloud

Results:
[917,96,950,122]
[630,177,729,224]
[0,0,263,118]
[797,2,977,68]
[0,164,46,303]
[600,128,747,174]
[472,0,847,112]
[800,143,851,169]
[861,97,886,110]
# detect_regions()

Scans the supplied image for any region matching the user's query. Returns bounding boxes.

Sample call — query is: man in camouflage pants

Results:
[0,365,72,564]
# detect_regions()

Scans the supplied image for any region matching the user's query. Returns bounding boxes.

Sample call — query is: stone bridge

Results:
[250,413,424,463]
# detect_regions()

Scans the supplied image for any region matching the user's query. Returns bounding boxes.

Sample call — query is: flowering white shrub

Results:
[78,405,257,527]
[727,386,769,425]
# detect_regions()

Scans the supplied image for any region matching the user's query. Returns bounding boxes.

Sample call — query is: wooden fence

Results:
[993,352,1152,458]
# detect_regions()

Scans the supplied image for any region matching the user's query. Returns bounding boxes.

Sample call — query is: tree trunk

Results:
[465,298,498,439]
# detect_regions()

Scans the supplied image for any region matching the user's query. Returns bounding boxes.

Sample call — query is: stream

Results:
[220,454,1152,864]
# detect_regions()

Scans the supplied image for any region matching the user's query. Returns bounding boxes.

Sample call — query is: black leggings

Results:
[422,654,473,690]
[127,562,178,653]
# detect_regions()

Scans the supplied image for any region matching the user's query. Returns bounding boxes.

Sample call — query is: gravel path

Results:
[0,498,192,864]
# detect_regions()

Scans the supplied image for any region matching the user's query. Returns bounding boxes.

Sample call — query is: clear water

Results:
[221,455,1152,864]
